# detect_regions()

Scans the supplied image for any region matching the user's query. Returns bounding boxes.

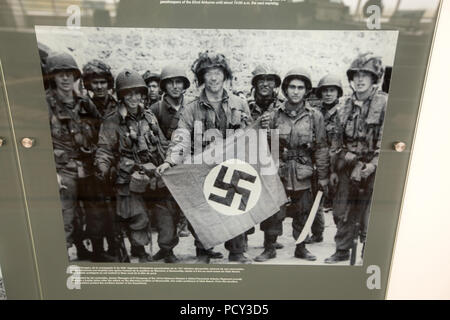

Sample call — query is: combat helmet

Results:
[251,64,281,88]
[281,67,312,97]
[191,50,232,86]
[46,52,81,80]
[82,59,114,90]
[115,69,148,100]
[159,65,190,91]
[142,70,161,85]
[347,52,384,83]
[316,74,343,99]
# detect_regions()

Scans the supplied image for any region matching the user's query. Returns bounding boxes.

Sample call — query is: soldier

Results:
[305,74,344,245]
[248,64,283,121]
[246,65,285,261]
[258,67,329,262]
[325,53,386,264]
[147,65,192,262]
[81,59,118,262]
[142,70,161,107]
[46,52,100,260]
[96,69,168,263]
[156,51,252,264]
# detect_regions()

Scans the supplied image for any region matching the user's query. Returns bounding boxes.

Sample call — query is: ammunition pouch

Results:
[117,157,135,184]
[295,162,314,181]
[129,171,150,194]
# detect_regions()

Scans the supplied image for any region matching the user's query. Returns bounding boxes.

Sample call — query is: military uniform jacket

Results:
[165,89,252,165]
[47,89,100,176]
[95,103,168,185]
[90,94,118,142]
[338,88,387,168]
[267,101,329,191]
[247,92,283,121]
[149,95,185,141]
[314,100,343,170]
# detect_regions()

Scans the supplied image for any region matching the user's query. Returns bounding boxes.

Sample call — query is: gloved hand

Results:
[330,172,339,189]
[360,163,376,180]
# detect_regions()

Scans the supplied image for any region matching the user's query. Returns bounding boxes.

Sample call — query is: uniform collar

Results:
[279,100,311,118]
[352,86,378,106]
[118,102,144,122]
[162,94,184,113]
[199,88,229,109]
[249,91,278,114]
[319,100,338,115]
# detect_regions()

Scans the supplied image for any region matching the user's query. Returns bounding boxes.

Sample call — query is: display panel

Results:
[0,0,441,300]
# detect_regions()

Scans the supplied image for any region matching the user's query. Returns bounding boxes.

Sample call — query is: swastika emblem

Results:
[203,159,262,216]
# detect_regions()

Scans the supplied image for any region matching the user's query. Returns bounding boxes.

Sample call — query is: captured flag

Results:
[162,124,287,249]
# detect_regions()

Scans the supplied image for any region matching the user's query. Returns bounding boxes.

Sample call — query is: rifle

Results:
[97,172,130,263]
[349,161,365,266]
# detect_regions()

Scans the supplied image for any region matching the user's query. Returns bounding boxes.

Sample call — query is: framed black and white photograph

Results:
[0,0,443,301]
[36,26,398,266]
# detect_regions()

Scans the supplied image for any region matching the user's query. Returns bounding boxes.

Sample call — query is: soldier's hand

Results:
[318,179,329,197]
[330,172,339,188]
[260,113,271,129]
[155,162,171,177]
[96,164,109,182]
[344,152,357,165]
[360,163,376,180]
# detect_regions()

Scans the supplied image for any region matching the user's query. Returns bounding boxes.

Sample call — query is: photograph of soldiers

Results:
[36,27,397,265]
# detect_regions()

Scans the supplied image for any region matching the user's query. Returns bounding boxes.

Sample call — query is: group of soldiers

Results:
[44,48,387,264]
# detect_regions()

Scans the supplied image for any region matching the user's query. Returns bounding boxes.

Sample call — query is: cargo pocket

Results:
[130,171,150,194]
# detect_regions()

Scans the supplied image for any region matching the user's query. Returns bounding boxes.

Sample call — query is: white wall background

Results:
[387,0,450,300]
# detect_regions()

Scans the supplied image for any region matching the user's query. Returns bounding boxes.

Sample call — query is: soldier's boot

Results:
[255,234,277,262]
[152,249,167,261]
[74,241,92,261]
[274,242,284,249]
[228,253,252,264]
[164,250,180,264]
[294,243,317,261]
[133,245,152,263]
[91,238,117,262]
[178,217,190,237]
[305,234,323,244]
[324,250,350,264]
[178,223,190,238]
[130,245,140,257]
[196,248,211,264]
[205,248,223,259]
[106,236,116,256]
